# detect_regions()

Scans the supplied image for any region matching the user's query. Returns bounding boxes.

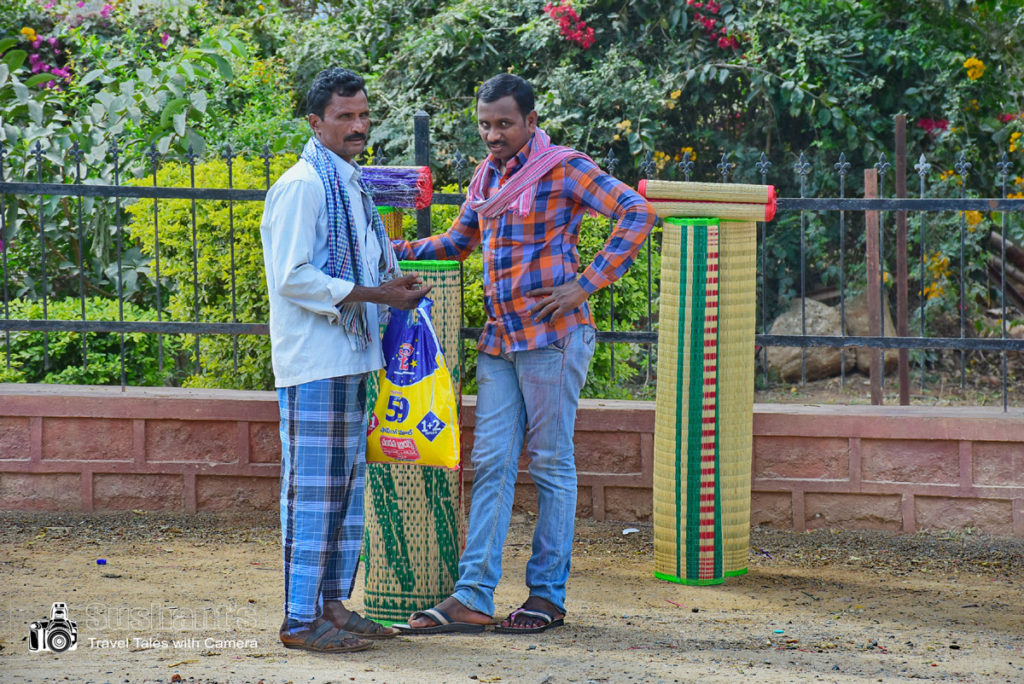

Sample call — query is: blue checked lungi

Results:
[278,374,368,622]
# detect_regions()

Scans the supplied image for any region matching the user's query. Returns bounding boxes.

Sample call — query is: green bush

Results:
[125,154,294,390]
[1,296,185,385]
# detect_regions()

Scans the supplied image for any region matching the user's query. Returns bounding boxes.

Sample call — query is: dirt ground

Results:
[1,511,1022,684]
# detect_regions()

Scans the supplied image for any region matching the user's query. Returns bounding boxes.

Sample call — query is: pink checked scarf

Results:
[467,128,591,218]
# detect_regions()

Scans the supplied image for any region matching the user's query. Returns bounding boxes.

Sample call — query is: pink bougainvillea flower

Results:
[76,1,85,6]
[160,32,170,46]
[917,118,949,134]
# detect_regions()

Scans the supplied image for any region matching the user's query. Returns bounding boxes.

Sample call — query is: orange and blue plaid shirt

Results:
[392,134,656,355]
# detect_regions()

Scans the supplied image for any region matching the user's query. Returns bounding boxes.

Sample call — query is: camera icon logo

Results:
[28,602,78,653]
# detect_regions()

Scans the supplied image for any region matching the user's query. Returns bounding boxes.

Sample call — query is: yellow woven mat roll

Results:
[363,260,465,622]
[650,200,770,222]
[641,179,775,204]
[653,218,723,585]
[653,218,756,585]
[363,463,462,623]
[717,221,756,576]
[399,260,463,398]
[380,205,403,240]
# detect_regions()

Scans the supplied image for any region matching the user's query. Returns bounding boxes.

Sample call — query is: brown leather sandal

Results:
[279,618,373,653]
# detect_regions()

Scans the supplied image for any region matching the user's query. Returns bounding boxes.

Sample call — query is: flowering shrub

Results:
[963,56,985,81]
[688,0,739,49]
[542,2,595,49]
[916,117,949,135]
[17,26,70,88]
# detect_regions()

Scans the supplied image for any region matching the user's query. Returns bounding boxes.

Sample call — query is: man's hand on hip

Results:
[527,280,589,322]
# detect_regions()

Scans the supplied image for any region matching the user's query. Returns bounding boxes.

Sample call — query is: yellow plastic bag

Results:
[366,298,460,469]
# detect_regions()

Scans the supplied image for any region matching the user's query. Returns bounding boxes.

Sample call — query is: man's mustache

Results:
[345,134,367,142]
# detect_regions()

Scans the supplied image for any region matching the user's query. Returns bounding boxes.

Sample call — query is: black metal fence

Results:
[2,112,1023,407]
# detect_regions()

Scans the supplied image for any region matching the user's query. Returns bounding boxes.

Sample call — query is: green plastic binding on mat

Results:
[653,571,725,586]
[398,259,459,271]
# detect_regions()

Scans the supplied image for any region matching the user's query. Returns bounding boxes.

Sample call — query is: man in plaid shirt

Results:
[395,74,655,635]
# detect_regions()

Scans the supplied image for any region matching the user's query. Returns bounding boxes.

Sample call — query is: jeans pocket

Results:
[550,334,569,352]
[581,325,596,349]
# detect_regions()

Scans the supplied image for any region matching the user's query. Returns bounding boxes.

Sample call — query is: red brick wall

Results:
[1,385,1021,536]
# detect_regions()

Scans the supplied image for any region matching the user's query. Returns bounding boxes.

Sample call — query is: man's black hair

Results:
[306,68,366,118]
[476,74,535,119]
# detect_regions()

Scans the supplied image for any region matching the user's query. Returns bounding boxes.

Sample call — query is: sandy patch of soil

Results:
[1,512,1022,683]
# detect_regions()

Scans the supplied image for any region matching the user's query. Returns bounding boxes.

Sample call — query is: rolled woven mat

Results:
[716,221,756,576]
[363,463,461,622]
[639,179,775,204]
[398,260,463,397]
[362,166,433,209]
[647,199,775,222]
[639,180,777,222]
[363,259,464,623]
[653,217,756,585]
[377,205,405,240]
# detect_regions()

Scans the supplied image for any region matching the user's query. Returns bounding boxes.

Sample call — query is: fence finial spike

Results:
[793,151,811,177]
[755,151,772,181]
[717,151,734,182]
[603,147,618,175]
[874,151,891,176]
[954,149,971,177]
[834,152,851,177]
[995,151,1012,179]
[914,153,931,178]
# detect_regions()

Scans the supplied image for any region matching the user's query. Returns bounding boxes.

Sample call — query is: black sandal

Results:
[494,606,565,634]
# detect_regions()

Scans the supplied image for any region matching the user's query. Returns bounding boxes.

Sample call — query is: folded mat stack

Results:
[363,260,464,622]
[639,179,776,222]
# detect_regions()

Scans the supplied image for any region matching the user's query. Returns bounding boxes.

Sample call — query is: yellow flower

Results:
[20,27,36,41]
[963,56,985,80]
[670,89,682,100]
[612,134,620,142]
[679,146,696,161]
[653,150,672,172]
[1011,131,1022,153]
[258,3,264,9]
[939,169,955,181]
[964,210,983,227]
[927,252,950,278]
[967,99,979,111]
[1009,191,1024,199]
[616,120,632,131]
[923,283,945,301]
[1014,176,1024,187]
[666,101,676,110]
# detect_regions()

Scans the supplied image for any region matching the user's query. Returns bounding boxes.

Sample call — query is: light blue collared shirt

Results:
[260,149,384,387]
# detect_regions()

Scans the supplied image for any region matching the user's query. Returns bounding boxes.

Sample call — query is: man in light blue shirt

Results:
[260,67,431,654]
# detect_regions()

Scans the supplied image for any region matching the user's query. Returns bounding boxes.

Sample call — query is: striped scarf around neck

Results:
[301,136,400,350]
[466,128,591,218]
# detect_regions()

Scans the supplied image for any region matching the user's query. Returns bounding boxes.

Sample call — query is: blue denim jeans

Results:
[452,325,596,617]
